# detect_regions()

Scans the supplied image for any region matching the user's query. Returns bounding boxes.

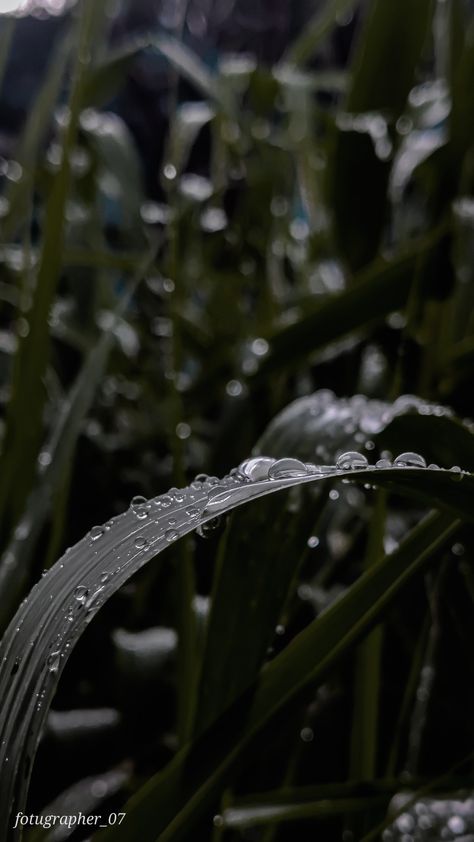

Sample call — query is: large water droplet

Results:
[450,465,463,482]
[196,517,222,538]
[90,526,104,541]
[74,586,89,603]
[165,530,178,543]
[47,651,61,673]
[134,536,148,550]
[131,495,150,519]
[267,458,308,479]
[335,451,369,470]
[238,457,276,481]
[131,495,147,508]
[393,452,427,468]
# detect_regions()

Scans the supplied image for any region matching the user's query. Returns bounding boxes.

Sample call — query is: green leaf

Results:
[251,232,442,381]
[328,0,434,269]
[165,101,215,177]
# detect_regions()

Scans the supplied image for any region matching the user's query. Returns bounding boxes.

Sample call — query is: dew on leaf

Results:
[335,451,369,470]
[90,526,104,541]
[393,452,427,468]
[238,456,276,481]
[267,457,307,479]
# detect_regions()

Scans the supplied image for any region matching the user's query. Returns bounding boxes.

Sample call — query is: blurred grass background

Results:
[1,0,474,840]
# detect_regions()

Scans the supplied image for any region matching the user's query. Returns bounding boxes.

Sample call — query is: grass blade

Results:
[280,0,356,67]
[329,0,434,268]
[0,456,466,837]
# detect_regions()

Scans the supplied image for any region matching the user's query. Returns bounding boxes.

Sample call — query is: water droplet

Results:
[275,624,285,636]
[329,489,339,501]
[165,530,178,543]
[267,458,308,479]
[186,507,199,519]
[238,456,276,481]
[307,535,320,548]
[196,517,222,538]
[452,542,465,556]
[226,379,243,397]
[90,526,104,541]
[251,337,269,357]
[84,587,105,611]
[335,451,369,471]
[74,585,89,603]
[176,422,191,440]
[131,495,147,508]
[100,572,110,583]
[450,465,463,481]
[393,452,427,468]
[376,458,392,469]
[163,163,177,181]
[447,815,466,835]
[47,651,61,673]
[134,536,148,550]
[213,815,224,828]
[396,813,415,833]
[300,727,314,743]
[131,495,150,519]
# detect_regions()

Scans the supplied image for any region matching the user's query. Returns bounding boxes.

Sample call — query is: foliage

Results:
[0,0,474,840]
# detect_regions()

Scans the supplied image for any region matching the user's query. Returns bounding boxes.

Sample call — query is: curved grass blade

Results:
[0,457,469,837]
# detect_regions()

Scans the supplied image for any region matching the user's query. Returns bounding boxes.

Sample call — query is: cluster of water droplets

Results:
[195,450,467,520]
[384,793,474,841]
